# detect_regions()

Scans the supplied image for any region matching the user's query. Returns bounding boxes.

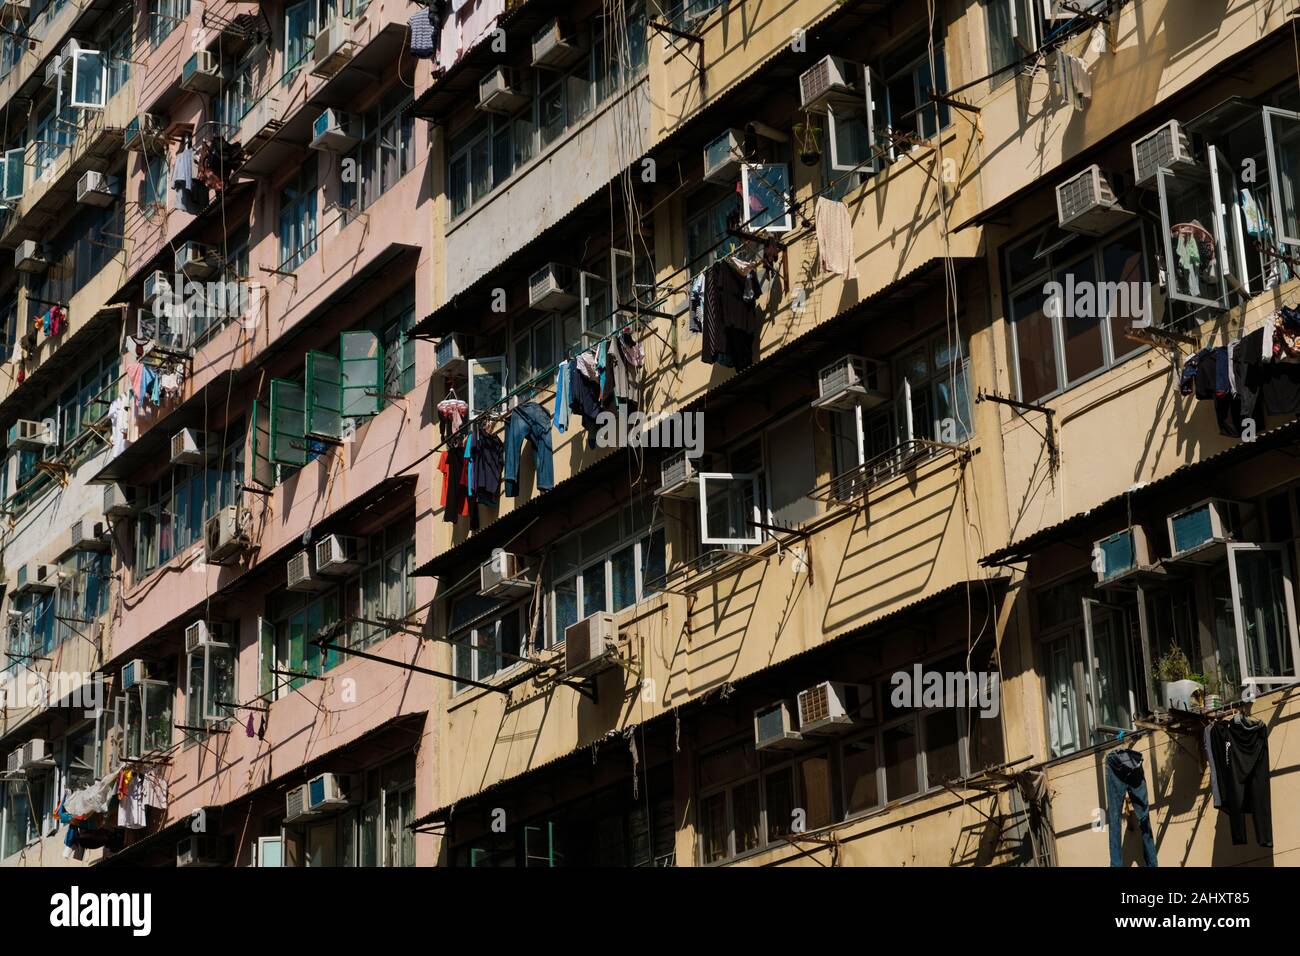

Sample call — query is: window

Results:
[143,153,168,209]
[543,497,666,649]
[149,0,191,48]
[984,1,1105,88]
[279,164,318,270]
[69,48,107,109]
[214,54,256,129]
[185,627,237,728]
[115,675,175,759]
[1006,224,1148,402]
[54,551,111,647]
[1223,543,1300,693]
[340,88,416,217]
[883,40,951,142]
[684,188,741,277]
[283,0,316,84]
[6,590,55,662]
[451,603,523,691]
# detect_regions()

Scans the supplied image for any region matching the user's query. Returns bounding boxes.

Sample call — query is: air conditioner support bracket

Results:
[558,675,599,702]
[647,19,704,90]
[975,387,1057,473]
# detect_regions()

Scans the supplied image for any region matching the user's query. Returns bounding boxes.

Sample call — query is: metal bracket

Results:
[976,387,1058,472]
[647,19,705,89]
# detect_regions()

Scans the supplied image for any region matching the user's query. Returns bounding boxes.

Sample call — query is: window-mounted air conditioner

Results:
[797,682,870,734]
[70,518,108,552]
[15,240,46,273]
[703,128,746,184]
[531,19,583,69]
[205,505,247,563]
[43,53,66,89]
[76,170,115,207]
[8,418,56,450]
[143,269,172,305]
[313,19,355,77]
[310,108,358,152]
[124,113,165,152]
[754,700,802,751]
[241,96,281,147]
[5,748,20,774]
[315,534,363,575]
[185,620,230,655]
[306,772,351,812]
[20,738,53,770]
[1055,165,1132,236]
[478,65,529,114]
[176,835,225,867]
[435,334,473,375]
[287,549,331,592]
[564,612,619,677]
[177,241,218,280]
[170,428,211,466]
[528,263,578,311]
[798,55,865,113]
[1131,119,1198,189]
[104,483,140,518]
[479,551,532,598]
[181,50,223,94]
[813,355,889,411]
[657,450,708,500]
[16,563,59,595]
[121,658,153,690]
[285,784,313,822]
[1166,499,1248,563]
[1093,526,1160,585]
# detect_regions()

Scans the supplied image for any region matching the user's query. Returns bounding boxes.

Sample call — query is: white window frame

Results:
[186,640,235,723]
[697,472,763,547]
[467,355,507,420]
[739,163,793,234]
[68,48,107,109]
[580,270,611,341]
[1155,164,1228,310]
[1263,106,1300,249]
[1226,542,1300,691]
[1,146,23,201]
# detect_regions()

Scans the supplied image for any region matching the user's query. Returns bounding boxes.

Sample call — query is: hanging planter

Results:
[793,116,822,167]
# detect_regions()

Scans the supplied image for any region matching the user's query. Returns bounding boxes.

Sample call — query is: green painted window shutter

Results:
[269,379,307,465]
[340,330,384,417]
[305,350,343,440]
[288,611,305,689]
[250,398,276,487]
[258,616,275,696]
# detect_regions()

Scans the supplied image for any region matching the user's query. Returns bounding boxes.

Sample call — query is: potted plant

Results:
[793,117,823,167]
[1153,646,1204,712]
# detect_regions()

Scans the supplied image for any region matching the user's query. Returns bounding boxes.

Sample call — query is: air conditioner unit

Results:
[176,835,225,867]
[478,66,529,113]
[306,772,351,812]
[1167,499,1248,563]
[657,450,706,499]
[435,334,473,375]
[479,551,532,597]
[43,53,65,89]
[16,563,59,594]
[813,355,889,411]
[143,269,172,306]
[177,241,218,280]
[1131,119,1198,189]
[285,784,313,822]
[4,748,19,774]
[797,682,870,734]
[315,534,363,575]
[287,549,331,592]
[103,483,140,518]
[181,50,223,94]
[76,170,115,207]
[527,263,577,311]
[8,418,56,450]
[15,240,46,273]
[170,428,210,465]
[20,738,54,770]
[753,700,802,751]
[703,128,746,183]
[205,505,246,563]
[564,612,619,676]
[1055,165,1132,236]
[124,113,165,152]
[310,108,358,152]
[121,658,152,690]
[531,19,583,69]
[1093,526,1161,584]
[70,518,108,552]
[798,55,865,113]
[241,96,281,147]
[185,620,230,655]
[312,19,355,76]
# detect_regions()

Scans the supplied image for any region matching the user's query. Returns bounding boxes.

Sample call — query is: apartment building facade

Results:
[0,0,1297,869]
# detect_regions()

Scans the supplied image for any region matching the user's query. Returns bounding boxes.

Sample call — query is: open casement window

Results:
[250,398,276,487]
[269,379,308,466]
[826,99,874,175]
[1208,145,1250,295]
[1043,636,1081,758]
[1263,106,1300,249]
[258,616,276,697]
[187,641,236,723]
[258,835,283,867]
[697,472,763,547]
[124,679,173,757]
[305,351,343,441]
[581,271,613,340]
[2,147,22,201]
[69,49,107,109]
[1156,164,1228,309]
[1082,598,1138,740]
[468,356,506,420]
[740,164,793,234]
[1226,543,1300,692]
[863,66,893,168]
[340,330,384,417]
